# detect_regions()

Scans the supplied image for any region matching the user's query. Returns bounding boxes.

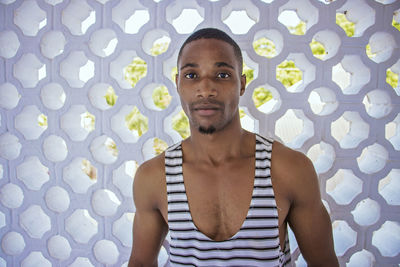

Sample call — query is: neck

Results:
[183,117,253,165]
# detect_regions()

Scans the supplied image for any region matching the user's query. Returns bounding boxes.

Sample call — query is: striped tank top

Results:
[165,134,292,266]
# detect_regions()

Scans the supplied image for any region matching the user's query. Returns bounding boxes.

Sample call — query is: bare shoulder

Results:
[271,141,320,203]
[134,152,166,211]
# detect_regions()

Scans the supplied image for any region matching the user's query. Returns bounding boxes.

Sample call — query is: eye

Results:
[184,73,197,79]
[217,72,230,79]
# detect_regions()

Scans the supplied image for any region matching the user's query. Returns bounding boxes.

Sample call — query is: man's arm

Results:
[128,156,168,267]
[274,142,339,266]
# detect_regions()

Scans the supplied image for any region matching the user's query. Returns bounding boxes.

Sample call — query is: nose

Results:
[196,77,217,98]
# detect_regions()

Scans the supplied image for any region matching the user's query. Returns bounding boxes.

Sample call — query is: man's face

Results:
[176,38,246,135]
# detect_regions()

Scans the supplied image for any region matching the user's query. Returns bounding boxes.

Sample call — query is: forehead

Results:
[178,38,239,68]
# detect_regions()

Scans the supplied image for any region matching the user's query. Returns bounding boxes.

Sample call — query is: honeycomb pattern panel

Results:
[0,0,399,266]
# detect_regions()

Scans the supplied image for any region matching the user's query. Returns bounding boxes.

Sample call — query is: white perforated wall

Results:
[0,0,399,266]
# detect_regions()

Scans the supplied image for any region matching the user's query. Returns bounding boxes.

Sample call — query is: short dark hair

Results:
[177,28,243,73]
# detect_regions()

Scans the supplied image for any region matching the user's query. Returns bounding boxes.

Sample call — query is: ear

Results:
[240,74,246,96]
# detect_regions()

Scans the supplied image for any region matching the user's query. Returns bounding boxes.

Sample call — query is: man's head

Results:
[177,28,243,75]
[175,28,246,135]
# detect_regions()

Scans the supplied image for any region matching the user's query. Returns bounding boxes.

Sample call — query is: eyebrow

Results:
[180,63,198,71]
[215,61,235,70]
[179,61,235,71]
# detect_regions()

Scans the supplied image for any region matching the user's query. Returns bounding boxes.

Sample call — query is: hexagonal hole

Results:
[386,114,400,150]
[366,32,397,63]
[308,87,338,116]
[93,240,119,265]
[332,55,370,95]
[277,53,315,93]
[62,0,95,35]
[347,250,375,267]
[16,156,49,191]
[19,205,51,238]
[22,252,51,267]
[63,157,97,194]
[357,143,388,174]
[142,84,172,111]
[393,8,400,32]
[331,111,369,149]
[310,30,341,61]
[351,198,380,226]
[89,28,118,57]
[253,30,283,59]
[90,135,118,164]
[306,142,335,174]
[65,209,98,244]
[166,2,204,34]
[278,1,318,36]
[1,231,25,256]
[43,135,68,162]
[336,0,375,37]
[0,30,20,59]
[45,186,70,213]
[113,213,134,247]
[113,161,138,199]
[60,51,94,88]
[0,83,20,110]
[92,189,121,217]
[0,183,24,209]
[61,105,95,141]
[89,83,118,110]
[41,31,66,59]
[14,0,47,36]
[166,107,190,142]
[275,109,314,149]
[111,105,148,143]
[332,220,357,256]
[253,85,281,114]
[15,106,47,140]
[362,89,392,119]
[326,169,363,205]
[124,57,147,89]
[142,29,171,56]
[386,58,400,96]
[47,235,72,260]
[0,132,22,160]
[372,221,400,257]
[222,0,258,34]
[143,137,169,160]
[112,0,149,34]
[40,83,66,110]
[13,53,46,88]
[278,10,305,35]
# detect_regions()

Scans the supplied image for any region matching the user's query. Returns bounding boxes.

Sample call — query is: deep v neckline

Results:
[179,141,257,242]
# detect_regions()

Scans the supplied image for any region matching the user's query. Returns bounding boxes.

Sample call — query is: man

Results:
[128,28,338,266]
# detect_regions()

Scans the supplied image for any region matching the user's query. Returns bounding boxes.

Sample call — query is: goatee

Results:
[198,126,216,135]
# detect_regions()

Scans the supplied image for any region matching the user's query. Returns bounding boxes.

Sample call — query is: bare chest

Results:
[182,158,254,241]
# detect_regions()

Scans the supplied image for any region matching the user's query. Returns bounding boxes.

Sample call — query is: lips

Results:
[191,102,222,116]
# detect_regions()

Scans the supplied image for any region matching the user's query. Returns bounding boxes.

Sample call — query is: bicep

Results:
[287,157,338,266]
[130,209,168,265]
[128,162,168,266]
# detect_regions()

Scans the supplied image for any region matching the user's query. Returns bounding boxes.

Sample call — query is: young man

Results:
[128,28,338,266]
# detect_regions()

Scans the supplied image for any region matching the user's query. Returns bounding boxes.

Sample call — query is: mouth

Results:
[194,107,219,116]
[192,104,221,116]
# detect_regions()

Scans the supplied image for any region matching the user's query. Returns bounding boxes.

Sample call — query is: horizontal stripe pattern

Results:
[165,135,291,266]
